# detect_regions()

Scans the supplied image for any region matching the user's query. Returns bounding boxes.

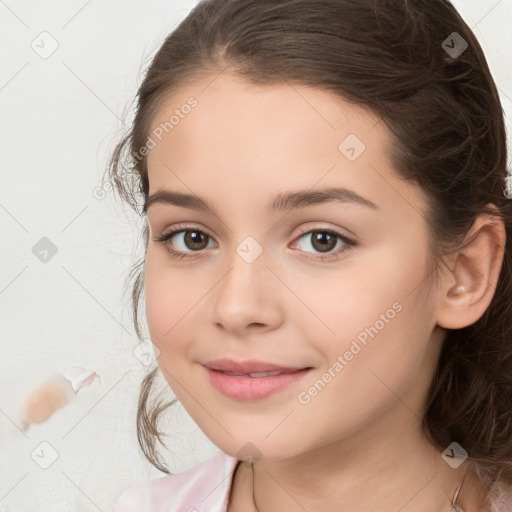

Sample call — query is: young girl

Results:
[108,0,512,510]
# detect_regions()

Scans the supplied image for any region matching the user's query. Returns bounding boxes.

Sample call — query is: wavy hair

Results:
[105,0,512,501]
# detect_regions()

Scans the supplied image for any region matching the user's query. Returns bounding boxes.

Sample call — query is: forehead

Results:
[145,72,428,220]
[148,72,381,154]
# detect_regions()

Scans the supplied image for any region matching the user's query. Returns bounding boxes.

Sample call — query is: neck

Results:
[232,425,488,512]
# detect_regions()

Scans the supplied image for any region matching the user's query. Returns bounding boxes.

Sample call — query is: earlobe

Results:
[435,208,506,330]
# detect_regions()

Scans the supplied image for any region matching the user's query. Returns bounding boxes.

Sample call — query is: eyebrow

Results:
[143,186,379,215]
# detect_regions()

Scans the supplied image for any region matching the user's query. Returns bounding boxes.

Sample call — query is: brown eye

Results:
[182,230,210,250]
[153,227,217,258]
[291,228,356,261]
[153,225,356,262]
[296,230,346,254]
[309,231,338,253]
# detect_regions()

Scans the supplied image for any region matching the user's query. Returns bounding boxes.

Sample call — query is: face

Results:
[143,71,444,462]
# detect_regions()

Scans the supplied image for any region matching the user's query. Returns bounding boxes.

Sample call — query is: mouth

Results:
[210,369,307,378]
[202,361,313,401]
[203,358,310,374]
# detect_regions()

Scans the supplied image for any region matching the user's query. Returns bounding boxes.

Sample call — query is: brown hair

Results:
[106,0,512,500]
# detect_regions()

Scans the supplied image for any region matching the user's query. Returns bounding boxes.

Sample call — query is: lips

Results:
[221,370,292,378]
[203,360,313,401]
[203,358,309,375]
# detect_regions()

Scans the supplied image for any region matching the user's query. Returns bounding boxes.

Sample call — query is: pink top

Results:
[113,451,512,512]
[492,489,512,512]
[112,451,239,512]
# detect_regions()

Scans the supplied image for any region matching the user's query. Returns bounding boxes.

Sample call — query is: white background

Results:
[1,1,511,510]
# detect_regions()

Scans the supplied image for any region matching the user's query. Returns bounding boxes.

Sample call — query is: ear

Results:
[435,205,506,330]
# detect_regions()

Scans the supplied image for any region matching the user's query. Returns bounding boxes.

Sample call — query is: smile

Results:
[203,366,312,401]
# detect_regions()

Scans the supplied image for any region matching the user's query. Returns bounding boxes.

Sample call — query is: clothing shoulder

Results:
[490,486,512,512]
[112,450,239,512]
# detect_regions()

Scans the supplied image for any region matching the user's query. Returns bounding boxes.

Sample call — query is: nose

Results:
[210,247,285,336]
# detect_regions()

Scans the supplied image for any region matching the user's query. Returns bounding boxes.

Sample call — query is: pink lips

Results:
[203,358,312,401]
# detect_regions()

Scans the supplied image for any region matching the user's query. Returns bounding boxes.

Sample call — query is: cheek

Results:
[341,259,434,390]
[290,293,434,449]
[143,249,205,352]
[144,257,209,401]
[284,249,416,345]
[289,242,435,378]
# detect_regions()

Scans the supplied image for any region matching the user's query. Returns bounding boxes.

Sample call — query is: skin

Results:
[143,71,505,511]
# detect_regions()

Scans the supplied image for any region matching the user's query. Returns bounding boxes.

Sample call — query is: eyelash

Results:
[152,224,356,262]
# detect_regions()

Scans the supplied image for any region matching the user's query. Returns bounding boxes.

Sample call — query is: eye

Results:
[291,228,356,261]
[153,225,356,262]
[153,226,216,260]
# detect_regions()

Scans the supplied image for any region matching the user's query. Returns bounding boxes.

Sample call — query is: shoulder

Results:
[112,450,240,512]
